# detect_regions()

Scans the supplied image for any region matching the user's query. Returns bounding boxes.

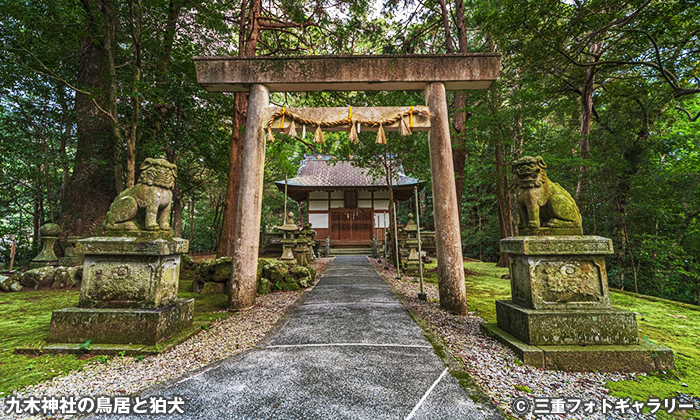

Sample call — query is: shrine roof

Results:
[276,154,421,189]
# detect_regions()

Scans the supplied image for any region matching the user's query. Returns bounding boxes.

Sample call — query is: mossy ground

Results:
[419,260,699,418]
[0,268,230,397]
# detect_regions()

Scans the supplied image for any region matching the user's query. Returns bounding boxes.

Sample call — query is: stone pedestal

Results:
[481,235,675,372]
[47,237,193,347]
[404,239,420,274]
[280,238,296,261]
[31,223,62,268]
[294,238,310,266]
[59,236,84,267]
[402,214,421,275]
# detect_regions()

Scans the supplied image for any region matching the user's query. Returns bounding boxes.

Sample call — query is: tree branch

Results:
[675,106,700,122]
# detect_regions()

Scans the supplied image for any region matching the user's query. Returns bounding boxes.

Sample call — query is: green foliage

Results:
[609,236,700,304]
[77,340,92,354]
[514,384,533,394]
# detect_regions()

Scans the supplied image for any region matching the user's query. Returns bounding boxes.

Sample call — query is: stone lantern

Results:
[278,212,300,261]
[402,214,420,275]
[31,223,61,268]
[295,223,315,266]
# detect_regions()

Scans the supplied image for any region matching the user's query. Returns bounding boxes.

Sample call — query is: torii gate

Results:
[194,53,501,315]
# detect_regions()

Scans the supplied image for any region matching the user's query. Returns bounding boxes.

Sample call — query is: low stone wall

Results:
[0,266,83,293]
[190,257,316,295]
[259,232,284,257]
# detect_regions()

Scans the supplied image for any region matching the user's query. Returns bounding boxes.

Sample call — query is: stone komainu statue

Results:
[512,156,583,234]
[104,158,177,231]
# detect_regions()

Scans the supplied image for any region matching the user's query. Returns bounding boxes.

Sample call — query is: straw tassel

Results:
[284,119,297,137]
[348,119,359,143]
[266,127,275,143]
[313,125,324,143]
[399,115,412,136]
[375,124,386,144]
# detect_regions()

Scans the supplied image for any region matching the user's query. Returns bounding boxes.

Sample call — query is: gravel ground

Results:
[0,258,332,420]
[370,258,661,420]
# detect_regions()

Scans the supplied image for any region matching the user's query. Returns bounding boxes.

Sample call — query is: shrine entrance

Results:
[330,209,373,246]
[194,53,501,315]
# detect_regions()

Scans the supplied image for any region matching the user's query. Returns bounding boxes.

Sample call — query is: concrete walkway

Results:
[100,256,493,419]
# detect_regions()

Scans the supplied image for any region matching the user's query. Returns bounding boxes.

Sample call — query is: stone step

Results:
[329,248,374,256]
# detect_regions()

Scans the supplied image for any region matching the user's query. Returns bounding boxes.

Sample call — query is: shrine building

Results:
[276,154,422,248]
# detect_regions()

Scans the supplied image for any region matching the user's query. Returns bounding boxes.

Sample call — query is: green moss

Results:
[0,289,100,396]
[450,370,495,405]
[604,292,700,417]
[0,274,231,396]
[280,282,301,292]
[424,334,446,360]
[514,384,533,394]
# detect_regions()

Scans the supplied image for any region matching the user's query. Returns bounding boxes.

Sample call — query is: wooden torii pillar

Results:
[194,54,501,315]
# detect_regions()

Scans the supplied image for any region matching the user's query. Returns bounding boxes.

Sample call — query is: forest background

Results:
[0,0,698,304]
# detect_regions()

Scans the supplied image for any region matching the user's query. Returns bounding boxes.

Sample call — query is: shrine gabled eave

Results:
[275,154,423,202]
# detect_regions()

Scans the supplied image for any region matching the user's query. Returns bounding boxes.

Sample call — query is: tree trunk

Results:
[577,66,595,196]
[56,85,74,207]
[33,194,43,251]
[485,34,513,267]
[217,92,247,257]
[172,187,183,237]
[577,42,601,197]
[383,155,400,271]
[437,0,469,229]
[189,196,194,245]
[495,133,513,267]
[452,94,467,228]
[217,0,261,257]
[60,0,118,236]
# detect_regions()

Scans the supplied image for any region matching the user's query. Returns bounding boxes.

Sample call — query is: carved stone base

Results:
[77,237,188,308]
[404,260,420,275]
[480,322,675,372]
[103,229,174,240]
[48,299,194,345]
[495,300,638,345]
[58,256,84,267]
[501,236,614,310]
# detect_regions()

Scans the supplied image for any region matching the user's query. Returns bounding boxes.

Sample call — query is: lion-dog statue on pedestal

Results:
[104,158,177,232]
[512,156,582,234]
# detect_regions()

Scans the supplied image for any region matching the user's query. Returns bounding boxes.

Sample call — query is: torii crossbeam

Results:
[194,53,501,315]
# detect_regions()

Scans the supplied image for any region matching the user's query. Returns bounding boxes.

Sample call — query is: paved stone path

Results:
[99,256,493,419]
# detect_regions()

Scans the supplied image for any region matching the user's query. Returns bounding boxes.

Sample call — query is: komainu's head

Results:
[512,156,547,188]
[138,158,177,189]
